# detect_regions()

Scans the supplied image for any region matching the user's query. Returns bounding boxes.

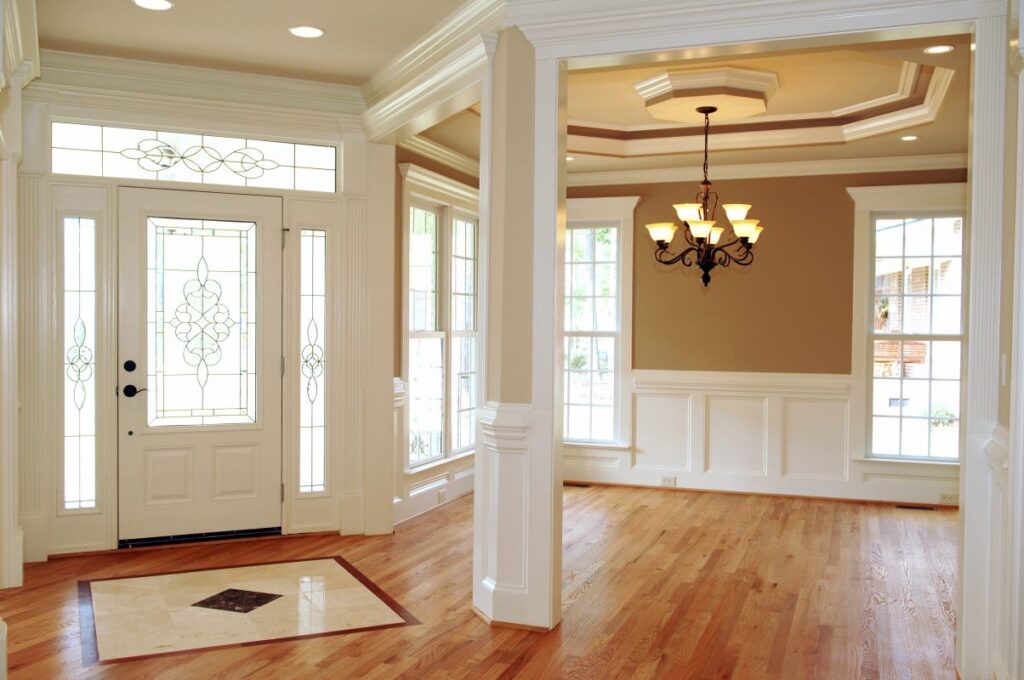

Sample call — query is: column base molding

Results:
[470,604,556,633]
[473,401,561,630]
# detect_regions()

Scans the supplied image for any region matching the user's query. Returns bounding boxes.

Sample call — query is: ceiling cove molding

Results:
[566,66,953,157]
[363,33,497,144]
[36,50,365,117]
[1,0,40,91]
[506,0,1002,59]
[564,153,968,187]
[399,135,480,177]
[362,0,506,107]
[400,162,480,206]
[24,81,362,143]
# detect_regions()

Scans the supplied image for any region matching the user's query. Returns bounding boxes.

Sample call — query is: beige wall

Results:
[393,147,480,377]
[569,169,968,374]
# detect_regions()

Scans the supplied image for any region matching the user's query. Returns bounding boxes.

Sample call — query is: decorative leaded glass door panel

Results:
[118,188,283,540]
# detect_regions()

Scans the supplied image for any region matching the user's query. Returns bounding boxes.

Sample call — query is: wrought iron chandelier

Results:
[644,105,765,287]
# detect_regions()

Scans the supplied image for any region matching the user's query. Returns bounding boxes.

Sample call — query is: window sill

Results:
[406,449,475,475]
[851,456,959,467]
[563,441,632,451]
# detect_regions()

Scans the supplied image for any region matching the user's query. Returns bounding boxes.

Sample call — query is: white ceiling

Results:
[36,0,468,85]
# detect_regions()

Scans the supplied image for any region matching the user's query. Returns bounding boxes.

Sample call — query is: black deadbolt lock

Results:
[124,360,137,372]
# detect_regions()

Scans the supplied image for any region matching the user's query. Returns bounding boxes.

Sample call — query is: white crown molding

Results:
[400,162,480,206]
[1,0,40,92]
[363,0,506,107]
[506,0,1002,59]
[566,153,967,186]
[363,34,497,144]
[845,66,956,140]
[634,66,780,102]
[399,135,480,178]
[833,60,919,116]
[34,50,364,117]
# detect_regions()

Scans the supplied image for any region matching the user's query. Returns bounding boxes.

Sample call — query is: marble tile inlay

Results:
[80,557,416,663]
[191,588,283,614]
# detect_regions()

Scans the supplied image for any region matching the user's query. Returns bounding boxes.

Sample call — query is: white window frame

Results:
[562,196,639,447]
[400,164,482,471]
[848,184,968,464]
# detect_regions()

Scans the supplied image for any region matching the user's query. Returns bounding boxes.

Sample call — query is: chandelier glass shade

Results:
[644,106,766,287]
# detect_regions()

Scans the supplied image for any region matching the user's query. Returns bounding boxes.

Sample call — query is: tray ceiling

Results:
[418,34,970,173]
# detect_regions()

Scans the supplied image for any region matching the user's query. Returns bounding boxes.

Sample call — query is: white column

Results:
[959,13,1008,678]
[0,59,28,588]
[473,27,564,630]
[363,141,396,535]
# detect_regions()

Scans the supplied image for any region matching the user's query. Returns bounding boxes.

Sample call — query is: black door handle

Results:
[122,384,147,398]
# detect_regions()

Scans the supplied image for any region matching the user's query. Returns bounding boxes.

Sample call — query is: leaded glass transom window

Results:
[52,122,336,193]
[870,215,964,459]
[299,230,327,493]
[64,216,97,510]
[148,217,258,426]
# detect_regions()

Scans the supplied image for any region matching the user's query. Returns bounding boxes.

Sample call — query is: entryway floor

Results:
[0,485,958,678]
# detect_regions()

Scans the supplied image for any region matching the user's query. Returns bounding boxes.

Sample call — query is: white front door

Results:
[117,188,283,541]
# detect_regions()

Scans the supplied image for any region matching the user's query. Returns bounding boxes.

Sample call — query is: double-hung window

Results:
[402,165,481,468]
[562,197,638,445]
[869,213,965,460]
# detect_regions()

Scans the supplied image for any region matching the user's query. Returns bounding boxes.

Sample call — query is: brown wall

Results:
[394,148,480,376]
[569,168,967,374]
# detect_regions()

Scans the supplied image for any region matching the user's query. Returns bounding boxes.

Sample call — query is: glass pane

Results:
[932,297,961,334]
[904,218,932,256]
[63,217,98,510]
[901,380,929,418]
[874,295,902,334]
[450,336,477,451]
[930,420,960,459]
[148,217,257,426]
[872,379,901,416]
[299,230,327,493]
[451,218,477,332]
[901,418,929,457]
[874,220,903,257]
[872,417,900,456]
[931,341,961,379]
[409,207,438,332]
[932,217,963,256]
[50,122,336,192]
[902,296,930,334]
[409,337,444,464]
[932,257,961,295]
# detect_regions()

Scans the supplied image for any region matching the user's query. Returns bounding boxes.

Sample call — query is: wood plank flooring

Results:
[0,485,959,679]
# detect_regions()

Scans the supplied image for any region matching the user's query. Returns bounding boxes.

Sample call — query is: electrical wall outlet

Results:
[939,492,958,506]
[437,488,448,504]
[660,476,677,487]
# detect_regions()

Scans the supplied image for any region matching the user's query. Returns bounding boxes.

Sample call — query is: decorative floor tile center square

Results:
[191,588,283,613]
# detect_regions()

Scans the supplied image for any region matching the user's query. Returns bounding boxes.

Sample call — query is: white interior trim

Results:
[568,153,968,187]
[565,196,638,446]
[399,135,480,178]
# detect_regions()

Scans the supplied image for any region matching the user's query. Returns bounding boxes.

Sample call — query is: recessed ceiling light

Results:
[566,155,576,162]
[901,135,919,141]
[289,26,324,38]
[133,0,174,9]
[923,44,955,55]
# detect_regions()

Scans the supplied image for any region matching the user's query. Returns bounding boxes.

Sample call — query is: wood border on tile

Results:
[76,556,419,666]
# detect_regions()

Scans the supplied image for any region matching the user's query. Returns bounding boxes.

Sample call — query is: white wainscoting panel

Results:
[706,396,767,476]
[563,370,959,505]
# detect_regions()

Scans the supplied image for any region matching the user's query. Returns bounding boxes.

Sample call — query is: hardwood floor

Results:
[0,485,959,679]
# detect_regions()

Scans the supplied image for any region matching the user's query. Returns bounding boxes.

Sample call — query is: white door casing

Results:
[117,188,283,540]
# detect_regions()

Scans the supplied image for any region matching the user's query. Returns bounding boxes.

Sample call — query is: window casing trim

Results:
[400,164,482,472]
[847,183,968,465]
[563,196,639,447]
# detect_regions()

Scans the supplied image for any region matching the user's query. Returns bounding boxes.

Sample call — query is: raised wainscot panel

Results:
[213,444,260,500]
[782,399,850,480]
[706,396,767,475]
[144,447,193,505]
[634,393,690,472]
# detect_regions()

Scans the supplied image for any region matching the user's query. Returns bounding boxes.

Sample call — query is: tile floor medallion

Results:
[78,557,417,664]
